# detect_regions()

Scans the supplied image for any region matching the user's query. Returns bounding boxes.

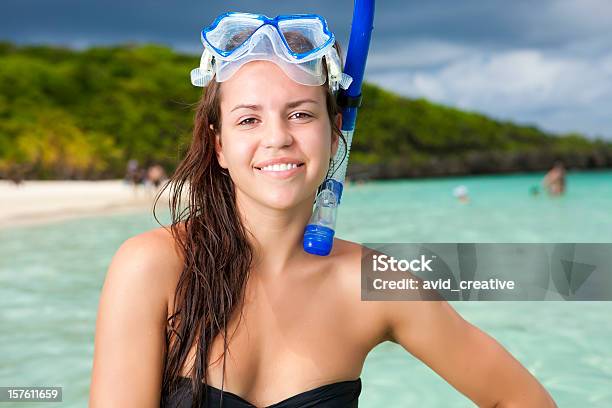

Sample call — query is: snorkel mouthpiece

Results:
[303,224,335,256]
[303,180,343,256]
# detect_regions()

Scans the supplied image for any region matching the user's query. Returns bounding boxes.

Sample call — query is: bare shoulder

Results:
[329,239,444,345]
[127,224,183,273]
[121,224,185,262]
[330,236,363,259]
[328,237,363,290]
[108,226,184,303]
[89,224,185,406]
[330,238,392,345]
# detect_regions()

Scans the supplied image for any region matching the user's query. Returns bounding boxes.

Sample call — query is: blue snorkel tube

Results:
[303,0,375,256]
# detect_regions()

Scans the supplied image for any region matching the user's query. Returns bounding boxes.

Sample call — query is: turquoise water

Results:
[1,170,611,407]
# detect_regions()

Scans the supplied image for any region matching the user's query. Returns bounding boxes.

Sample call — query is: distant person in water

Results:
[146,164,167,190]
[453,184,470,203]
[542,161,566,196]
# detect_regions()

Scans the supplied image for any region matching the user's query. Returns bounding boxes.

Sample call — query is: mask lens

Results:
[206,16,263,53]
[277,18,331,54]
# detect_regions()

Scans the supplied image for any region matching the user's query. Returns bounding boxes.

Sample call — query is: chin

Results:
[236,177,319,210]
[261,191,306,211]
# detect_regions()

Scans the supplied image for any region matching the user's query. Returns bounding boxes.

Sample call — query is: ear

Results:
[331,113,342,157]
[212,124,228,169]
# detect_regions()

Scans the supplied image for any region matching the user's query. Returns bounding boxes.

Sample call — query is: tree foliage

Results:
[0,41,609,179]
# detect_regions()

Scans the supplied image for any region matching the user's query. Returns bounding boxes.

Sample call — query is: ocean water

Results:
[1,170,611,407]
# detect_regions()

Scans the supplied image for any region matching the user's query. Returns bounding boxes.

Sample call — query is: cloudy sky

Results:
[2,0,611,139]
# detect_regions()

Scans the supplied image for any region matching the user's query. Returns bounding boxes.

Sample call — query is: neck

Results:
[235,191,317,278]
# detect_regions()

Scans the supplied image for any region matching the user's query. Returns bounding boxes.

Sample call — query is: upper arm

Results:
[382,300,556,407]
[89,228,182,407]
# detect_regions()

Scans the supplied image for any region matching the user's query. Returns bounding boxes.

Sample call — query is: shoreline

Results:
[2,169,609,229]
[0,180,170,229]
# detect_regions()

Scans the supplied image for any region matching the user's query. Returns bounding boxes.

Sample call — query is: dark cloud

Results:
[2,0,611,137]
[4,0,607,52]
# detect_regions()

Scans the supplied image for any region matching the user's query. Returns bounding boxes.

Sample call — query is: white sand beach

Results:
[0,180,170,229]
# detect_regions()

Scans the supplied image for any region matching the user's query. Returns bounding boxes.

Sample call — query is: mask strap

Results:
[325,47,353,93]
[190,48,215,87]
[190,45,353,92]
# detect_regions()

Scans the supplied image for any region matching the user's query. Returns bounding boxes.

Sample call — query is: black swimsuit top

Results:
[163,376,362,408]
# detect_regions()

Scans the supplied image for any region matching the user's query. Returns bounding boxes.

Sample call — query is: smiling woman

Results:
[89,9,557,408]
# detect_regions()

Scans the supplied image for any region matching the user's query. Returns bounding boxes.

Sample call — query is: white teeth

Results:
[260,163,299,172]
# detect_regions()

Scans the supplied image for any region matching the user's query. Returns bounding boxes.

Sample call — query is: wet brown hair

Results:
[156,31,346,407]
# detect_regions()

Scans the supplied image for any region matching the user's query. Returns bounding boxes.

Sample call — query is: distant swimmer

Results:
[453,185,470,203]
[147,164,167,190]
[542,161,566,196]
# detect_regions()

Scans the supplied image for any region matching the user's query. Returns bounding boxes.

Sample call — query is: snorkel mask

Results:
[190,12,353,92]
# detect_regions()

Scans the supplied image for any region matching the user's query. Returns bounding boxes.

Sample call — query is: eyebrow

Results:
[231,103,259,112]
[230,99,318,112]
[286,98,318,109]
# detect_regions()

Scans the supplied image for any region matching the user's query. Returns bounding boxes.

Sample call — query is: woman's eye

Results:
[291,112,312,120]
[238,117,257,126]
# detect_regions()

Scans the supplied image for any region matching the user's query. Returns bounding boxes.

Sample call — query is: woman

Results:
[90,12,557,407]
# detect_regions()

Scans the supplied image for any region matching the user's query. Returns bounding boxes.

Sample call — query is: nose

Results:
[262,116,293,149]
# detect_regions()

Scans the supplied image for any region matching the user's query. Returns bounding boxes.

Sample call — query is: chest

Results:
[178,267,375,388]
